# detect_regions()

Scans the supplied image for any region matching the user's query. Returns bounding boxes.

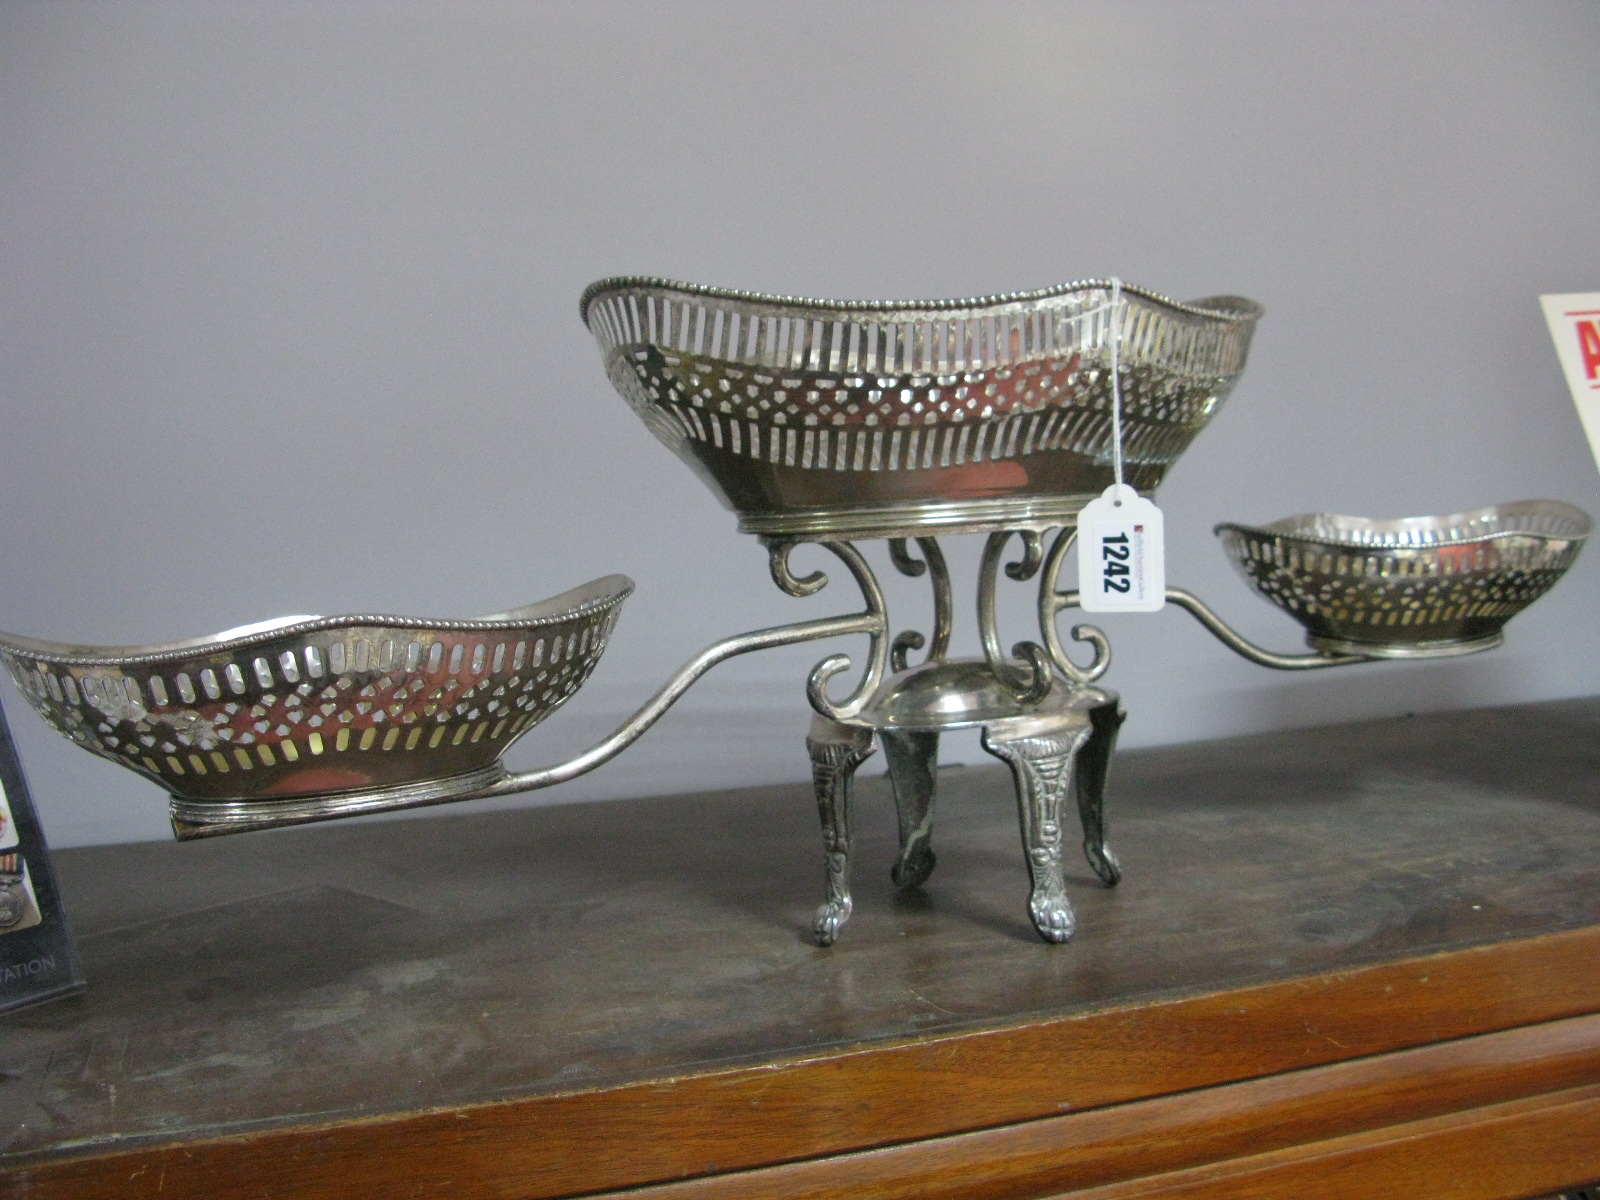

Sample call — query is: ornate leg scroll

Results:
[806,715,877,946]
[981,716,1094,943]
[881,729,939,889]
[1075,697,1125,886]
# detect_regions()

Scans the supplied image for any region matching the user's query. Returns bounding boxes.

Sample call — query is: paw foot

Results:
[890,843,936,889]
[1085,841,1122,887]
[812,898,852,946]
[1029,891,1076,943]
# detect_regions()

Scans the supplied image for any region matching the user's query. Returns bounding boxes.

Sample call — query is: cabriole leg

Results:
[981,718,1093,943]
[881,729,939,889]
[1075,697,1125,886]
[805,716,877,946]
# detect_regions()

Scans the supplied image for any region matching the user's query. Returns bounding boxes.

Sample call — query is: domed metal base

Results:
[862,658,1111,732]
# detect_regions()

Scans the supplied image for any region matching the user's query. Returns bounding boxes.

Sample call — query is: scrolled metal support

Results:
[764,538,893,723]
[1038,527,1112,685]
[888,537,952,671]
[979,531,1055,704]
[768,539,830,597]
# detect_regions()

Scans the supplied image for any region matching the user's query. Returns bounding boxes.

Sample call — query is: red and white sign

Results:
[0,781,14,852]
[1540,292,1600,474]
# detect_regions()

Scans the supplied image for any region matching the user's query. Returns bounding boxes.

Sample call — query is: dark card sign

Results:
[0,696,85,1011]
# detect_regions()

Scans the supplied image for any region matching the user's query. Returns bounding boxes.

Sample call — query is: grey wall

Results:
[3,0,1598,847]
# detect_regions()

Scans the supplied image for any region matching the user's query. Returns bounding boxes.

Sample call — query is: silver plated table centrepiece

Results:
[0,276,1589,951]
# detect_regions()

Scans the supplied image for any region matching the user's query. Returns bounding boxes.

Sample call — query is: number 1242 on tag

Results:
[1076,486,1166,613]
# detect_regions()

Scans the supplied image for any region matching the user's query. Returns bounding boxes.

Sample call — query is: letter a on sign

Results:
[1541,292,1600,475]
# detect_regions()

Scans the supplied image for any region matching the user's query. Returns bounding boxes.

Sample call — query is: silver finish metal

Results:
[806,716,876,947]
[0,561,892,837]
[0,577,633,818]
[1073,699,1126,888]
[860,657,1069,733]
[979,694,1120,947]
[978,530,1053,703]
[793,649,1125,945]
[766,489,1595,943]
[1216,500,1592,659]
[1038,526,1112,685]
[15,265,1585,954]
[583,277,1263,540]
[765,539,892,723]
[881,728,939,889]
[736,526,1135,945]
[1050,583,1367,671]
[1163,588,1367,670]
[887,538,952,671]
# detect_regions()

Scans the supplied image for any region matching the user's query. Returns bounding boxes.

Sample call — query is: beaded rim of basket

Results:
[0,576,632,804]
[1215,502,1590,654]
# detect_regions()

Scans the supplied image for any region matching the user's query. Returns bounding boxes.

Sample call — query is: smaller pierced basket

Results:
[0,576,631,831]
[1216,502,1591,658]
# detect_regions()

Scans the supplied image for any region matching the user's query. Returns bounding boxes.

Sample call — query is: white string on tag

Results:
[1108,276,1124,495]
[1077,276,1167,612]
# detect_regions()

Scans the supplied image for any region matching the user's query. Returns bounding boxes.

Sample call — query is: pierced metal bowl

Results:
[1215,502,1591,658]
[582,278,1262,540]
[0,576,631,828]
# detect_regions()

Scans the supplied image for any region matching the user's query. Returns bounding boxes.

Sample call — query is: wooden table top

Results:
[4,697,1600,1198]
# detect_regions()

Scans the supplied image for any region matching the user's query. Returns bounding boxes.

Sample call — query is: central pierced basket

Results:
[582,278,1263,540]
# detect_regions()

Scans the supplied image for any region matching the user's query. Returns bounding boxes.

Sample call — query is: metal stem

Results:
[1161,587,1367,669]
[501,538,893,790]
[888,537,952,670]
[978,531,1053,703]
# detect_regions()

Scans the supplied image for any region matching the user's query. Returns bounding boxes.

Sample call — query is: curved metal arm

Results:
[481,540,891,794]
[477,607,883,798]
[1052,583,1367,671]
[1162,587,1366,670]
[171,579,889,836]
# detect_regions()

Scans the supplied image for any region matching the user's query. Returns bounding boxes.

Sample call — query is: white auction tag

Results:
[1540,292,1600,475]
[1076,484,1166,612]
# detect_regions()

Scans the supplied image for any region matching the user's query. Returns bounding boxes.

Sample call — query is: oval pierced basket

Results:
[582,278,1262,540]
[1216,502,1591,658]
[0,576,632,828]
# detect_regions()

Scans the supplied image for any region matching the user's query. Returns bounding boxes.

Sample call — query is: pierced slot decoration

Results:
[583,277,1263,539]
[0,577,633,807]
